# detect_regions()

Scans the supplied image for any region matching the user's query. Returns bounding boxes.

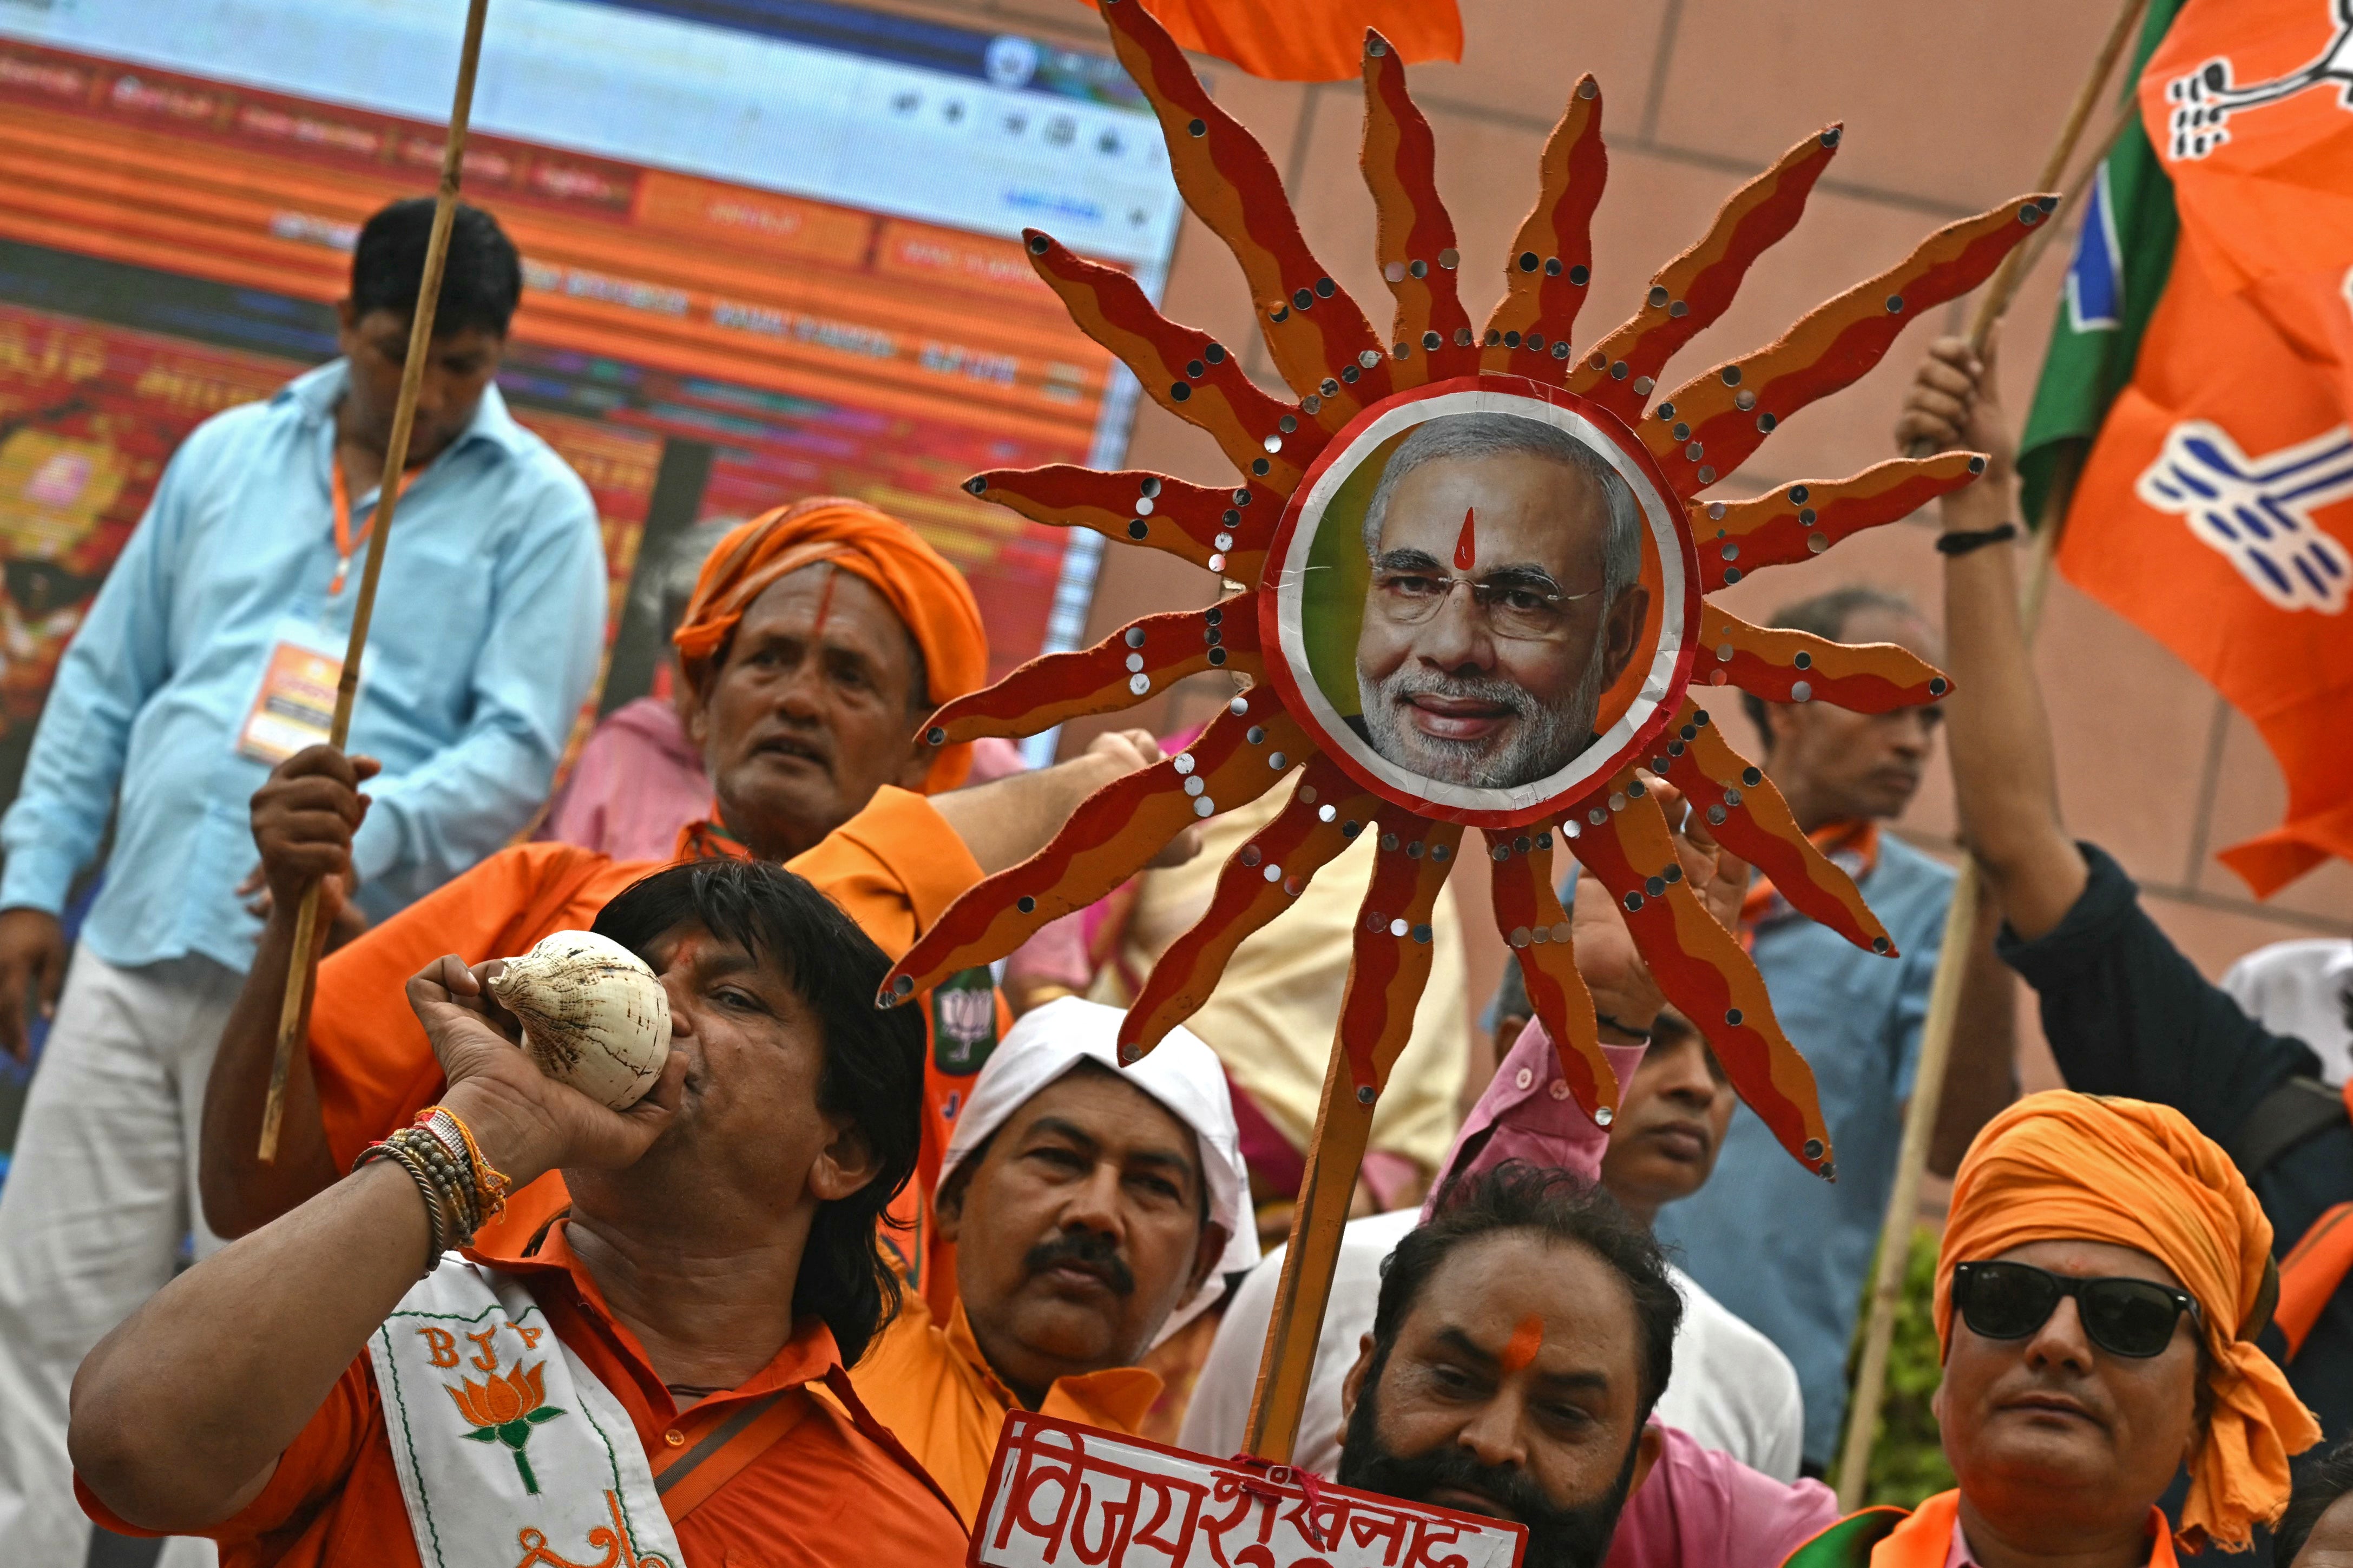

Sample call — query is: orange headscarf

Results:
[671,497,988,793]
[1936,1091,2319,1553]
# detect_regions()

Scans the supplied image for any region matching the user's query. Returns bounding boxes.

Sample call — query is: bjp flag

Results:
[1075,0,1461,82]
[2021,0,2353,896]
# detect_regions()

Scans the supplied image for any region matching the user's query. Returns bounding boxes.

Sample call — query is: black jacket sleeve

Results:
[1993,842,2319,1147]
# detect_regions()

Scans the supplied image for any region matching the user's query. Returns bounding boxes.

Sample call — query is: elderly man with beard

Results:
[1334,1161,1677,1568]
[851,997,1254,1521]
[1350,413,1649,791]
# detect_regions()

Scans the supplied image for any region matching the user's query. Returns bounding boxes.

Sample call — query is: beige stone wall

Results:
[872,0,2353,1098]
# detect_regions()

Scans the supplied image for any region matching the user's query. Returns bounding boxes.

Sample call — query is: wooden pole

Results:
[258,0,495,1161]
[1832,0,2144,1506]
[1242,1024,1376,1461]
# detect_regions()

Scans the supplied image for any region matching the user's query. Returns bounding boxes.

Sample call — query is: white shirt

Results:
[2220,938,2353,1085]
[1176,1209,1808,1483]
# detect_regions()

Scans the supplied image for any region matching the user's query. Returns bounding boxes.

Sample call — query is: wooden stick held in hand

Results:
[1835,0,2147,1507]
[258,0,495,1163]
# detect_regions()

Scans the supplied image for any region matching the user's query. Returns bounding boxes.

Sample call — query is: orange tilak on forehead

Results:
[1454,506,1477,571]
[1500,1313,1543,1374]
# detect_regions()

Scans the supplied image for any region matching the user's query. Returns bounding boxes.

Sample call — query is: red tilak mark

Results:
[810,562,839,639]
[1500,1314,1543,1375]
[1453,506,1477,571]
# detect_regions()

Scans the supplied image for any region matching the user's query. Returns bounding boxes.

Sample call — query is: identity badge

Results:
[236,618,344,766]
[931,966,1000,1075]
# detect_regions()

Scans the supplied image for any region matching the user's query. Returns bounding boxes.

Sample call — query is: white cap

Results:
[939,996,1259,1346]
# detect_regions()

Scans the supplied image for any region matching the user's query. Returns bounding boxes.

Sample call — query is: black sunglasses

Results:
[1950,1261,2201,1359]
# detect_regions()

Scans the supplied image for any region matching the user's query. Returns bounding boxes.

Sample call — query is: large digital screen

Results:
[0,0,1184,804]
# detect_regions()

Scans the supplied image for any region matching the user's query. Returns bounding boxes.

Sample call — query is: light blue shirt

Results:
[0,360,607,973]
[1653,832,1954,1466]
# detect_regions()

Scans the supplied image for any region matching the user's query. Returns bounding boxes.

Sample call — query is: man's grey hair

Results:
[1359,412,1644,604]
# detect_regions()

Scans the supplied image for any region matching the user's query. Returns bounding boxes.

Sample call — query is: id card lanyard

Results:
[328,459,409,598]
[236,454,415,766]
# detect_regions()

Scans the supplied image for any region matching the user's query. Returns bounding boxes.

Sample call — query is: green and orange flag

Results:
[2022,0,2353,895]
[1076,0,1461,82]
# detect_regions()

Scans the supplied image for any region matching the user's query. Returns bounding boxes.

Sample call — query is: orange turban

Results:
[1936,1091,2319,1552]
[671,497,988,793]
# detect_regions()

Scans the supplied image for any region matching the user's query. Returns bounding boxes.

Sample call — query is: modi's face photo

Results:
[1352,413,1652,790]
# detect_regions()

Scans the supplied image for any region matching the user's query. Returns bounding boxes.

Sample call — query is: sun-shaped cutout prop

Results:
[879,0,2053,1184]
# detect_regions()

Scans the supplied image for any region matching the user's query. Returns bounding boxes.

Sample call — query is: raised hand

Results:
[407,955,685,1189]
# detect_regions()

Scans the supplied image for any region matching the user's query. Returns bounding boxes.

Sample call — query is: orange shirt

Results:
[846,1283,1161,1525]
[79,1221,965,1567]
[302,786,987,1255]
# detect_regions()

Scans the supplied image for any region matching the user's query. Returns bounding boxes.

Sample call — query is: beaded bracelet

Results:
[417,1104,511,1224]
[390,1128,477,1250]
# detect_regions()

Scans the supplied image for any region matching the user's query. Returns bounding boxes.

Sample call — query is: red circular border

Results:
[1254,373,1701,831]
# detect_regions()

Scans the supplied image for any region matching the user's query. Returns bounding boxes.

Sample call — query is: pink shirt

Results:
[537,695,709,863]
[1606,1420,1839,1568]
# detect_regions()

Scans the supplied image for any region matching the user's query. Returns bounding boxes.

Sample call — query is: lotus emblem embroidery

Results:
[448,1360,565,1494]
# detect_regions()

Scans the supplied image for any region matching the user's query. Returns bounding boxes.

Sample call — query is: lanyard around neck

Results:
[328,457,414,598]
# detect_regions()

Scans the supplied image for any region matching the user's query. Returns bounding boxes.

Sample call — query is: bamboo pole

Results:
[258,0,495,1162]
[1831,0,2145,1507]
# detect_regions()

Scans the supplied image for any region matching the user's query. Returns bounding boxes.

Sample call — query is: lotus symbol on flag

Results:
[2136,420,2353,613]
[2164,0,2353,159]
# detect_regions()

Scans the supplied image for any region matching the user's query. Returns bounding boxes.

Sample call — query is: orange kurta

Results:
[78,1222,965,1567]
[847,1286,1160,1525]
[303,786,987,1255]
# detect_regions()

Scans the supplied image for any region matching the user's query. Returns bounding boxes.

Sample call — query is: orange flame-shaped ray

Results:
[1483,826,1618,1124]
[1567,126,1842,423]
[1645,195,2057,499]
[1025,233,1321,492]
[922,599,1261,746]
[1098,0,1392,414]
[885,695,1313,1002]
[1690,452,1986,592]
[1478,76,1607,383]
[1359,30,1477,390]
[1699,603,1949,712]
[1118,756,1384,1065]
[965,467,1277,581]
[1651,700,1891,954]
[1337,812,1464,1096]
[1568,774,1833,1175]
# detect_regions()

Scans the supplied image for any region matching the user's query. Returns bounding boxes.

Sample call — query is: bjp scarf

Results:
[1937,1091,2319,1552]
[671,497,988,794]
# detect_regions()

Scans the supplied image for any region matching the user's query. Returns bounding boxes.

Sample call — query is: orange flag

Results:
[2056,0,2353,895]
[1077,0,1461,82]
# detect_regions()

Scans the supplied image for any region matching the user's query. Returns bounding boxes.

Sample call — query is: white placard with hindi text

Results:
[969,1411,1527,1568]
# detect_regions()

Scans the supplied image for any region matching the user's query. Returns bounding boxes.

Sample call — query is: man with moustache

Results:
[1350,412,1650,791]
[1333,1162,1679,1568]
[850,997,1255,1521]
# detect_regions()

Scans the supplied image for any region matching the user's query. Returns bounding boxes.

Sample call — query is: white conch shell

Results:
[489,930,671,1109]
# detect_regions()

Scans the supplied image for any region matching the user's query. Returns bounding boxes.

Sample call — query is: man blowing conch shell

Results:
[71,856,968,1566]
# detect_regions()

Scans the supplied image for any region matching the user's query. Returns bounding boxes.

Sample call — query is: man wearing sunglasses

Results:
[1782,1091,2317,1565]
[1351,412,1649,791]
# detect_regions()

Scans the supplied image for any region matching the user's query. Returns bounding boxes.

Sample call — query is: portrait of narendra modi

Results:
[1344,411,1653,792]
